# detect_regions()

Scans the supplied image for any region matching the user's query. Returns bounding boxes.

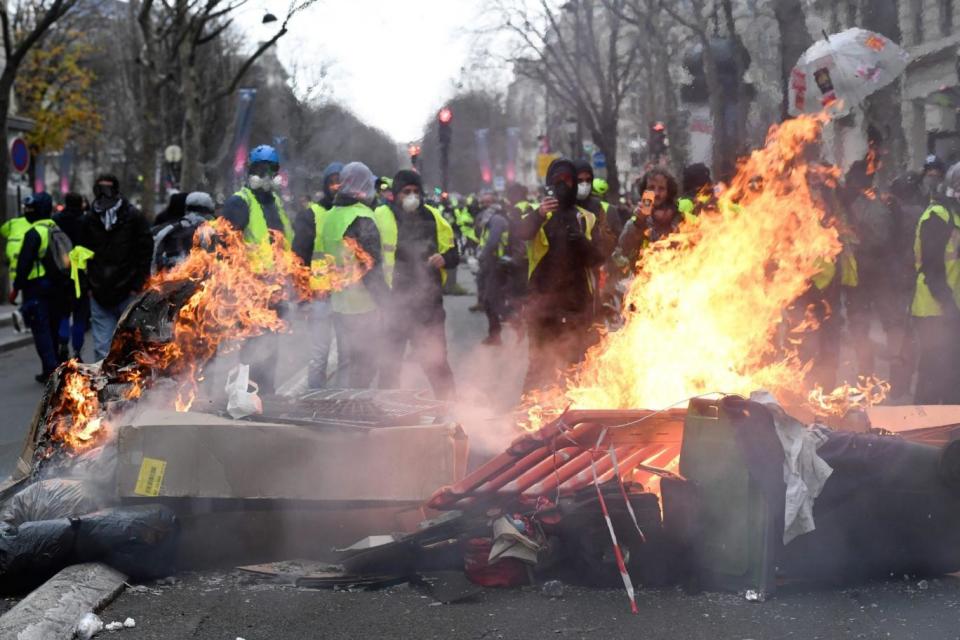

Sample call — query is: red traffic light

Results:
[438,107,453,124]
[408,143,421,157]
[651,121,666,132]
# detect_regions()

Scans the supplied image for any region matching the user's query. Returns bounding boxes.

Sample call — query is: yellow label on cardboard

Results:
[134,457,167,497]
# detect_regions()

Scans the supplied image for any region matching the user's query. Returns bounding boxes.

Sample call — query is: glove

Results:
[8,289,17,305]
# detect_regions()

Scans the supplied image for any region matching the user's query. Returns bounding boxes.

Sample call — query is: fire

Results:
[119,219,372,411]
[42,219,371,457]
[522,115,845,430]
[43,361,108,456]
[807,376,890,417]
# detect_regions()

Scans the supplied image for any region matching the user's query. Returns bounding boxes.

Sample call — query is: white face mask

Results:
[577,182,592,201]
[401,193,421,213]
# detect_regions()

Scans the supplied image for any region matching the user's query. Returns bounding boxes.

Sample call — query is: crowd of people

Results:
[2,142,958,407]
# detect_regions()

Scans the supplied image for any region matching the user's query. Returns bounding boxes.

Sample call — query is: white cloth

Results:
[751,391,833,544]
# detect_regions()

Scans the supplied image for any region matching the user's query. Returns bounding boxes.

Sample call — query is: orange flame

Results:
[522,115,843,430]
[44,218,371,455]
[807,376,890,417]
[122,219,372,411]
[43,361,108,455]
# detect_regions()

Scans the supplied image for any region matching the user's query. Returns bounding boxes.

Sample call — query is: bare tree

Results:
[495,0,645,198]
[0,0,79,218]
[134,0,316,211]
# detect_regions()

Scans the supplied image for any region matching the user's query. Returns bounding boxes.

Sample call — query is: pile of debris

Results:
[318,396,960,610]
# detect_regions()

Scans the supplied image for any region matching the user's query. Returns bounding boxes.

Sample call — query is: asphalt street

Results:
[2,266,960,638]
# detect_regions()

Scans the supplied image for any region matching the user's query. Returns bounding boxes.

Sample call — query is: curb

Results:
[0,334,32,354]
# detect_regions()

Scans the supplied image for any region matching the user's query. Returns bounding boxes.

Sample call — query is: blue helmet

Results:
[248,144,280,166]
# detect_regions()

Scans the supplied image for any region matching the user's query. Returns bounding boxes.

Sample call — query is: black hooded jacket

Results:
[516,158,604,318]
[79,198,153,307]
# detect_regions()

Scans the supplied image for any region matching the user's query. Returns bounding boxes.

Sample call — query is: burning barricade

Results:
[0,220,467,590]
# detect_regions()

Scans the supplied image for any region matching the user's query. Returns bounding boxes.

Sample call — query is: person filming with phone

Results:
[615,167,681,268]
[514,158,604,392]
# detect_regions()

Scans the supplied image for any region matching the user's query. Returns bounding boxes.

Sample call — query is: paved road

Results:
[101,570,960,640]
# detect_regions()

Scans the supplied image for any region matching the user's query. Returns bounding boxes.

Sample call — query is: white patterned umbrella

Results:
[788,28,910,118]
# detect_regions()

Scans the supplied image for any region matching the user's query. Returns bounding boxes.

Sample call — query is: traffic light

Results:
[438,107,453,146]
[649,121,668,159]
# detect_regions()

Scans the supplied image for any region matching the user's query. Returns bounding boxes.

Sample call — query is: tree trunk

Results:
[699,36,730,180]
[0,71,13,222]
[178,30,202,191]
[772,0,812,121]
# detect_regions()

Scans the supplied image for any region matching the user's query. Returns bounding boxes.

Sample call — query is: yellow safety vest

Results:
[235,187,293,247]
[1,217,30,278]
[525,206,596,281]
[480,224,509,258]
[372,204,454,288]
[320,202,378,315]
[25,219,55,280]
[372,204,398,286]
[911,203,960,317]
[427,205,456,287]
[811,252,859,290]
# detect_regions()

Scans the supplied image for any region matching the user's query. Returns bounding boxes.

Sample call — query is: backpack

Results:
[42,222,74,278]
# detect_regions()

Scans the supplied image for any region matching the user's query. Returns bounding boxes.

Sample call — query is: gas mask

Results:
[248,174,283,192]
[576,182,591,201]
[401,193,421,213]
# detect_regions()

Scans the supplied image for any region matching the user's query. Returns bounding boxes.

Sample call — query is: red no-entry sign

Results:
[10,138,29,174]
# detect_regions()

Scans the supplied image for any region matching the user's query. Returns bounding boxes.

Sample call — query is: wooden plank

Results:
[0,563,127,640]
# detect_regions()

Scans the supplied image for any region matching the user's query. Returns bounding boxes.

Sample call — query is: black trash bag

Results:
[73,505,180,580]
[0,479,100,526]
[0,518,78,592]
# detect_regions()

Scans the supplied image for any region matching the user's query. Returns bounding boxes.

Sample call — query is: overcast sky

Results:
[241,0,489,143]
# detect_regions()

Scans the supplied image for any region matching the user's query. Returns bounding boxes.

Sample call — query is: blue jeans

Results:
[90,294,136,361]
[21,279,65,376]
[307,300,334,388]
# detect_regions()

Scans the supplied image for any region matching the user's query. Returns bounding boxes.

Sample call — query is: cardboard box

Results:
[865,405,960,446]
[116,409,468,504]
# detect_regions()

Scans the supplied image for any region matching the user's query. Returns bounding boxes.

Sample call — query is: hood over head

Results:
[573,158,594,181]
[337,162,375,204]
[24,192,53,222]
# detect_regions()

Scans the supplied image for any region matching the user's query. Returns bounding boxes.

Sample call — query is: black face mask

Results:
[551,181,576,207]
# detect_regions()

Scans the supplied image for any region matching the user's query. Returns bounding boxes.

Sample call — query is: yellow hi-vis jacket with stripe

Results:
[911,202,960,317]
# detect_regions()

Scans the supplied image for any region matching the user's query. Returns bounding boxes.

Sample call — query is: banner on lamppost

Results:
[474,128,492,184]
[229,88,258,186]
[505,127,520,182]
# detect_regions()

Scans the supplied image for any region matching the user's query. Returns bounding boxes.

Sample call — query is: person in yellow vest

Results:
[798,168,858,390]
[320,161,388,388]
[377,170,457,400]
[220,144,294,393]
[1,213,31,289]
[677,163,715,221]
[10,194,69,382]
[911,161,960,404]
[573,159,616,260]
[292,161,343,389]
[514,158,604,392]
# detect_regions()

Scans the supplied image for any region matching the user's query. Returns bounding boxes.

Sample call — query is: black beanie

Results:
[392,169,423,195]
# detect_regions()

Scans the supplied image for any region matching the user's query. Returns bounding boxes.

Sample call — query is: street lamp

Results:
[563,118,578,158]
